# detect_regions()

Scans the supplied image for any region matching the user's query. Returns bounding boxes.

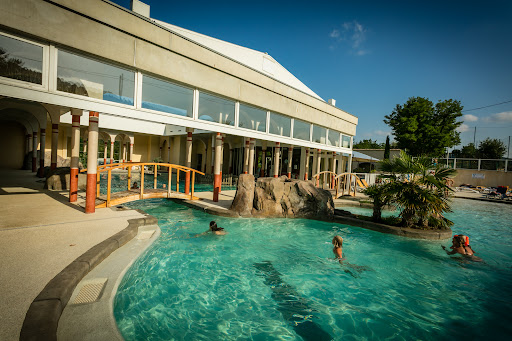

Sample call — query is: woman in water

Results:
[332,235,344,260]
[196,221,227,236]
[442,234,482,262]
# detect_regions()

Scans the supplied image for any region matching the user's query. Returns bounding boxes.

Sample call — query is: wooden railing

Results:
[312,172,367,198]
[81,162,205,207]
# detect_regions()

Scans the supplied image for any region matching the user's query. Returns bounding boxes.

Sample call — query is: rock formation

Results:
[45,167,87,191]
[230,174,334,219]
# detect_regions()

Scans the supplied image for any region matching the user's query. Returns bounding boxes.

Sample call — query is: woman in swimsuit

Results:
[196,221,227,236]
[332,235,344,260]
[442,234,482,262]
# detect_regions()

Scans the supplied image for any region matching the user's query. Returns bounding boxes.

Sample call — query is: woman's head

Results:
[332,235,343,248]
[452,234,467,247]
[209,221,223,231]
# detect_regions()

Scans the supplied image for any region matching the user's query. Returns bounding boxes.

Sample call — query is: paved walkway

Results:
[0,169,145,341]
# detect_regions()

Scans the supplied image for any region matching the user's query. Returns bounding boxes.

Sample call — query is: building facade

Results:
[0,0,358,208]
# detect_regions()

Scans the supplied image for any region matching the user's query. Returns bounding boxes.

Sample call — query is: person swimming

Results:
[442,234,482,262]
[332,235,344,260]
[195,221,227,236]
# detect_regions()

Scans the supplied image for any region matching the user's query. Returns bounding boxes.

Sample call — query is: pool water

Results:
[114,199,512,340]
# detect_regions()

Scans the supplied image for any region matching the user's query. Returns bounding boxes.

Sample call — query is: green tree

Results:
[384,97,463,156]
[353,139,383,149]
[477,138,506,159]
[383,136,390,159]
[379,151,456,229]
[363,183,393,222]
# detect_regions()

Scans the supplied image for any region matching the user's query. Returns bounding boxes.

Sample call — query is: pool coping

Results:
[19,210,159,341]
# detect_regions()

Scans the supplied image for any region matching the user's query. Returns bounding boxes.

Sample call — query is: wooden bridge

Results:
[81,162,205,208]
[312,171,368,198]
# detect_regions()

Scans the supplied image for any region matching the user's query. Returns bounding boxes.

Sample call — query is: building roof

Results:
[352,151,380,162]
[153,19,324,101]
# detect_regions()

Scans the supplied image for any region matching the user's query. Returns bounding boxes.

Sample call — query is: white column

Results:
[248,138,255,175]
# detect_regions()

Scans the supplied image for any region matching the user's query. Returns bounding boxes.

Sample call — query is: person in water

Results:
[131,181,139,189]
[332,235,344,260]
[196,221,227,236]
[442,234,482,262]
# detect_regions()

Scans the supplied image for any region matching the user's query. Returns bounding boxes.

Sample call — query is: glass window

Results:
[328,130,340,147]
[141,75,193,117]
[293,119,310,141]
[198,92,235,126]
[269,112,291,137]
[57,50,135,105]
[312,125,327,144]
[239,104,266,132]
[342,135,351,148]
[0,34,43,84]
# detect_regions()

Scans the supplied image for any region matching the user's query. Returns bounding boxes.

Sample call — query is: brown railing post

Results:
[176,170,180,193]
[127,165,131,190]
[107,169,112,207]
[140,165,144,199]
[191,171,195,199]
[167,165,172,197]
[154,164,158,189]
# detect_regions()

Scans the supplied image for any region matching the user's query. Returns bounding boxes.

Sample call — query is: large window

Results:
[342,135,351,148]
[269,112,291,137]
[239,104,266,132]
[328,130,341,147]
[57,50,135,105]
[312,125,327,144]
[0,34,43,85]
[141,75,193,117]
[293,119,310,141]
[198,92,235,126]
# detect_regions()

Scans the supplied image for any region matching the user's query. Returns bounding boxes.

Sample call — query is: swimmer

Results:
[131,181,139,189]
[442,234,482,262]
[332,235,344,260]
[195,221,227,237]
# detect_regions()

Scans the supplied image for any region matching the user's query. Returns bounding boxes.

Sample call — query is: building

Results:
[0,0,358,211]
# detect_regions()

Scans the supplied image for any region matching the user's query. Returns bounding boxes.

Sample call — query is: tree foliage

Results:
[384,97,463,156]
[476,138,506,159]
[353,139,383,149]
[383,136,390,159]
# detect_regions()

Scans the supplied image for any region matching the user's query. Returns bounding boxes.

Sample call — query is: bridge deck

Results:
[95,188,200,208]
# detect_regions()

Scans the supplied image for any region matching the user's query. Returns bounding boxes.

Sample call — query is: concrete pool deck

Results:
[0,169,147,341]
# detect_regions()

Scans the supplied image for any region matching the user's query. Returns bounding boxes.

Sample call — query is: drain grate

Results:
[72,278,107,304]
[137,230,155,240]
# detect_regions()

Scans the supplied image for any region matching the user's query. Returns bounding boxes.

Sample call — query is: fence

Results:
[434,158,511,172]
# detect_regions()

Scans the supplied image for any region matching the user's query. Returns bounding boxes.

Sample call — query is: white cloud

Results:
[462,114,478,122]
[363,129,391,137]
[457,123,471,132]
[482,111,512,122]
[329,20,369,56]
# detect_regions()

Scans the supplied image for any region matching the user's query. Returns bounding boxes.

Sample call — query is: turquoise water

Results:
[98,172,236,195]
[114,199,512,340]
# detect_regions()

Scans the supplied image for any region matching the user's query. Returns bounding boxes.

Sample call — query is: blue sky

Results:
[110,0,512,154]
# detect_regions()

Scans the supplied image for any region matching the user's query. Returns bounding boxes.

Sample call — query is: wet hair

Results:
[332,235,343,248]
[209,221,224,231]
[453,235,466,247]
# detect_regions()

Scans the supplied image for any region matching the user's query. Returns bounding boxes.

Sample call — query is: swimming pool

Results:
[114,199,512,340]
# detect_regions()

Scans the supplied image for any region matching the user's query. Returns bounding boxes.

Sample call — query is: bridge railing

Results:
[312,172,367,198]
[81,162,205,207]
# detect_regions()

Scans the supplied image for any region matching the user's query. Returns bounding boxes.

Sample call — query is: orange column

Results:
[50,124,59,170]
[274,142,281,178]
[38,128,45,177]
[31,131,37,172]
[185,129,193,195]
[287,146,293,178]
[316,149,322,186]
[69,113,81,202]
[85,111,99,214]
[213,132,222,202]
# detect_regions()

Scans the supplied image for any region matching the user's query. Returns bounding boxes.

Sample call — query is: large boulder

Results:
[45,167,87,191]
[230,175,334,219]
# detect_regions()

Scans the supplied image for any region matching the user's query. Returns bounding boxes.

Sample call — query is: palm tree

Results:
[378,151,456,229]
